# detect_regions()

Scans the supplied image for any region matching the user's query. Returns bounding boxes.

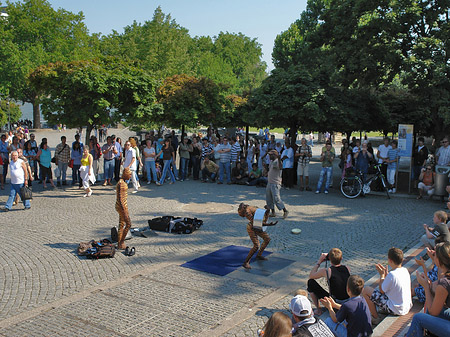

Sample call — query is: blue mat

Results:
[181,245,271,276]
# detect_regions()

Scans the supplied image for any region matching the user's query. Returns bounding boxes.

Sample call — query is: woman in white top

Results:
[247,139,255,170]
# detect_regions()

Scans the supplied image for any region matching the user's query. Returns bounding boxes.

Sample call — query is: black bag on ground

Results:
[85,239,115,259]
[170,217,203,234]
[148,216,175,232]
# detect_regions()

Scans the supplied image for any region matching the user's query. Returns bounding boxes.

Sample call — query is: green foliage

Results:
[0,0,96,127]
[156,74,233,128]
[0,100,22,127]
[29,57,160,142]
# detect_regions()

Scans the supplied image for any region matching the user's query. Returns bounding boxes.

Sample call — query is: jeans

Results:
[6,183,31,209]
[159,159,175,184]
[406,312,450,337]
[145,160,158,183]
[103,159,114,181]
[316,167,332,192]
[171,159,178,178]
[57,162,68,183]
[219,161,231,183]
[324,317,347,337]
[180,157,190,180]
[72,164,81,185]
[33,160,38,180]
[202,168,216,181]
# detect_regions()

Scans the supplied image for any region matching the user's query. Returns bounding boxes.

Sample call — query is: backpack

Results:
[81,239,115,259]
[170,217,203,234]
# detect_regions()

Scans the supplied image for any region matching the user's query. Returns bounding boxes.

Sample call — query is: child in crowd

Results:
[386,140,400,193]
[362,247,412,319]
[420,211,450,250]
[342,147,352,179]
[321,275,373,337]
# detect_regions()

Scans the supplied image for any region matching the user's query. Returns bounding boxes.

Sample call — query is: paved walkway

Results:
[0,128,441,336]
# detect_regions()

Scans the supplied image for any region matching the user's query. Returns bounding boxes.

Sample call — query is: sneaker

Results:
[1,207,9,212]
[147,181,151,184]
[156,182,161,186]
[388,189,393,193]
[102,182,108,186]
[132,189,138,193]
[180,179,184,182]
[87,191,93,197]
[324,190,329,194]
[392,188,396,193]
[283,210,289,219]
[83,193,88,198]
[315,190,320,194]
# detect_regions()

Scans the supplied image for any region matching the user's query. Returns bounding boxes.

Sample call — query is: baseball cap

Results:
[289,295,312,317]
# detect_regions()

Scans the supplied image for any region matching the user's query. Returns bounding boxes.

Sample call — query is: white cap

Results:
[289,295,312,317]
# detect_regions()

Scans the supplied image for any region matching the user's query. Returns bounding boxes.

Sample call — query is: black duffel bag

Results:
[148,216,176,232]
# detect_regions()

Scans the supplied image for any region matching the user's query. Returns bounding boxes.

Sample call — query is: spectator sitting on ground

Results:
[258,311,292,337]
[201,156,218,182]
[307,248,350,315]
[321,275,373,337]
[411,254,438,303]
[405,243,450,337]
[362,247,412,319]
[231,161,248,185]
[247,163,262,186]
[417,164,435,199]
[420,211,450,250]
[289,294,334,337]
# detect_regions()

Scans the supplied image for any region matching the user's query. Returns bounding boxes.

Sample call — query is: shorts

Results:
[370,289,394,314]
[418,182,434,196]
[297,163,309,176]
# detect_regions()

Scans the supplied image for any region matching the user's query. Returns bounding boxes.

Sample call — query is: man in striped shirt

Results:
[201,137,214,160]
[230,136,241,169]
[217,137,232,184]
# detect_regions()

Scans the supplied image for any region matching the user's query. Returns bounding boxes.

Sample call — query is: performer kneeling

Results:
[238,203,278,269]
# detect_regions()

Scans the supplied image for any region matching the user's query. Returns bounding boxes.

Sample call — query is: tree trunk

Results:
[32,97,41,129]
[181,125,185,137]
[85,124,93,146]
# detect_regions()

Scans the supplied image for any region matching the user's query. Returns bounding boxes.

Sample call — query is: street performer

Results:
[238,203,278,269]
[116,168,132,249]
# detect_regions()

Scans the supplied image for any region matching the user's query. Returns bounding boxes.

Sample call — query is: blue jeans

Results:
[180,157,190,180]
[406,312,450,337]
[6,183,31,210]
[103,159,114,181]
[145,161,158,183]
[72,164,81,184]
[324,317,347,337]
[57,162,68,183]
[219,161,231,183]
[171,159,178,178]
[316,167,332,192]
[159,159,175,184]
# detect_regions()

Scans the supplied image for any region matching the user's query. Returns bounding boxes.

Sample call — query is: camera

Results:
[325,254,329,261]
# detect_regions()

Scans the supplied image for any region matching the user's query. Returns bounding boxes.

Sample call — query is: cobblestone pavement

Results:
[0,128,441,336]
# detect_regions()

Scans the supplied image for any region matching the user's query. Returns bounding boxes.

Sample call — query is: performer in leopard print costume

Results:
[238,203,278,269]
[116,168,132,249]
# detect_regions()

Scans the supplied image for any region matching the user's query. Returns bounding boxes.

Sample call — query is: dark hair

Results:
[418,137,425,142]
[391,140,398,146]
[252,163,258,168]
[435,242,450,277]
[61,136,66,141]
[25,141,32,150]
[328,248,343,265]
[388,247,403,265]
[347,275,364,296]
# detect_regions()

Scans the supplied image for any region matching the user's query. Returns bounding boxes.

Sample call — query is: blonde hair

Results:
[435,211,448,223]
[262,312,292,337]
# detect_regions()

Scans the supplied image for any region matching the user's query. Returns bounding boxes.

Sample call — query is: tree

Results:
[0,0,96,128]
[156,74,232,129]
[29,57,161,144]
[0,100,22,129]
[244,65,326,145]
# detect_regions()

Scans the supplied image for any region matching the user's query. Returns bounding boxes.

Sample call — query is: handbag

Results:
[20,185,33,200]
[68,159,74,168]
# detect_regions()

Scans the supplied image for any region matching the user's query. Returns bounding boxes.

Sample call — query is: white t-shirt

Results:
[381,267,412,315]
[143,147,155,162]
[378,144,392,163]
[281,147,294,168]
[124,148,137,171]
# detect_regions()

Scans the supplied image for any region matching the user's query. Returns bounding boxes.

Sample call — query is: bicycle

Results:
[340,164,390,199]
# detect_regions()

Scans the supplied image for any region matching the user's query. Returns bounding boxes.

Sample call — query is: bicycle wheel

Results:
[340,177,362,199]
[380,175,390,199]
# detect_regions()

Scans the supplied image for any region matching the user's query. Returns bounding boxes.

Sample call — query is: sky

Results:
[47,0,308,70]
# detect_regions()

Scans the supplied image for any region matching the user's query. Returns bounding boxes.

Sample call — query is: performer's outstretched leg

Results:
[243,223,259,269]
[256,231,271,260]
